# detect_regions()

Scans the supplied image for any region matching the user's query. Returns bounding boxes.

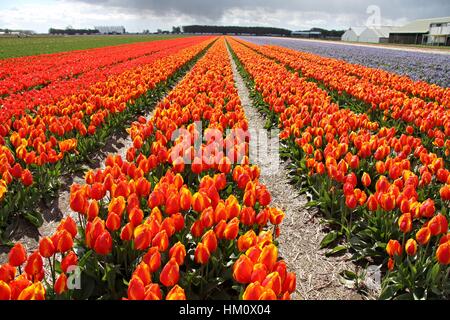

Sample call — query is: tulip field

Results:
[0,35,449,300]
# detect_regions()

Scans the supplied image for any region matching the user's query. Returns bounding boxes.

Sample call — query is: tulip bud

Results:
[416,227,431,245]
[194,243,210,265]
[436,242,450,265]
[39,237,55,258]
[169,242,186,266]
[93,230,113,255]
[54,273,68,295]
[405,239,417,256]
[143,247,161,273]
[160,258,179,287]
[166,284,186,300]
[242,281,264,300]
[233,254,253,284]
[386,239,402,257]
[8,243,27,267]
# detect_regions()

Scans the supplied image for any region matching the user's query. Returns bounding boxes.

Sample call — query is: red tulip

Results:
[8,243,27,267]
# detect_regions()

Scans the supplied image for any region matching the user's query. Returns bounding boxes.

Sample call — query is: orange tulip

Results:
[233,254,253,284]
[93,230,113,255]
[436,242,450,265]
[192,192,208,213]
[166,284,186,300]
[61,251,78,273]
[224,217,239,240]
[0,264,16,283]
[366,194,378,211]
[54,273,68,295]
[132,262,152,286]
[262,271,282,296]
[200,207,215,229]
[120,222,134,241]
[269,208,285,225]
[201,230,218,253]
[258,244,278,271]
[190,220,204,238]
[388,258,395,271]
[8,274,31,300]
[38,237,55,258]
[160,258,179,287]
[128,277,145,300]
[416,227,431,245]
[283,272,296,293]
[145,283,162,300]
[152,230,169,252]
[386,239,402,257]
[108,196,126,216]
[179,186,192,211]
[361,172,371,187]
[70,189,87,214]
[142,247,161,273]
[0,281,11,300]
[54,230,73,253]
[194,243,210,265]
[134,224,152,251]
[242,281,264,300]
[259,288,277,300]
[165,192,180,215]
[250,263,268,283]
[440,185,450,201]
[17,282,45,300]
[405,239,418,256]
[240,206,256,226]
[21,169,33,187]
[237,230,257,252]
[87,200,99,221]
[169,242,186,266]
[398,213,412,233]
[214,220,227,239]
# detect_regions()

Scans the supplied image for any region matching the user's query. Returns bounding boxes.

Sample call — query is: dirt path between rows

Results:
[226,45,365,300]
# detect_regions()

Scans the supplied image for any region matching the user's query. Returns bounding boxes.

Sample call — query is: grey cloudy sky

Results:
[0,0,449,33]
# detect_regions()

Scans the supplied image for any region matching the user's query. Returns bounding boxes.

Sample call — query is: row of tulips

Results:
[0,38,203,97]
[260,44,450,106]
[0,37,210,124]
[241,41,449,157]
[227,37,450,299]
[0,37,214,238]
[0,38,296,300]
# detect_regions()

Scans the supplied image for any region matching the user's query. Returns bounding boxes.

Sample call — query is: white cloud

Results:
[0,0,448,33]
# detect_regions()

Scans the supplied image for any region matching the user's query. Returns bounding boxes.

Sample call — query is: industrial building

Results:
[94,26,126,34]
[388,17,450,45]
[291,30,322,39]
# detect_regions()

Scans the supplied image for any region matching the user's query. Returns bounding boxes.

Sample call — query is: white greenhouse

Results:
[341,27,365,42]
[359,27,397,43]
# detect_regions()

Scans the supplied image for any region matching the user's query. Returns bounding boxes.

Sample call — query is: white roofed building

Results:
[359,27,397,43]
[389,17,450,45]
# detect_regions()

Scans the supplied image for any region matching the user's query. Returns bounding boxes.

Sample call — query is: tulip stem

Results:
[48,257,56,291]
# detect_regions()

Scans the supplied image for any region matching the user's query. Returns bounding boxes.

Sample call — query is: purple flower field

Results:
[240,36,450,88]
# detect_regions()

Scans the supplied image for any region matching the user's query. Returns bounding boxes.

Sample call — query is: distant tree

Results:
[182,25,291,36]
[172,26,181,34]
